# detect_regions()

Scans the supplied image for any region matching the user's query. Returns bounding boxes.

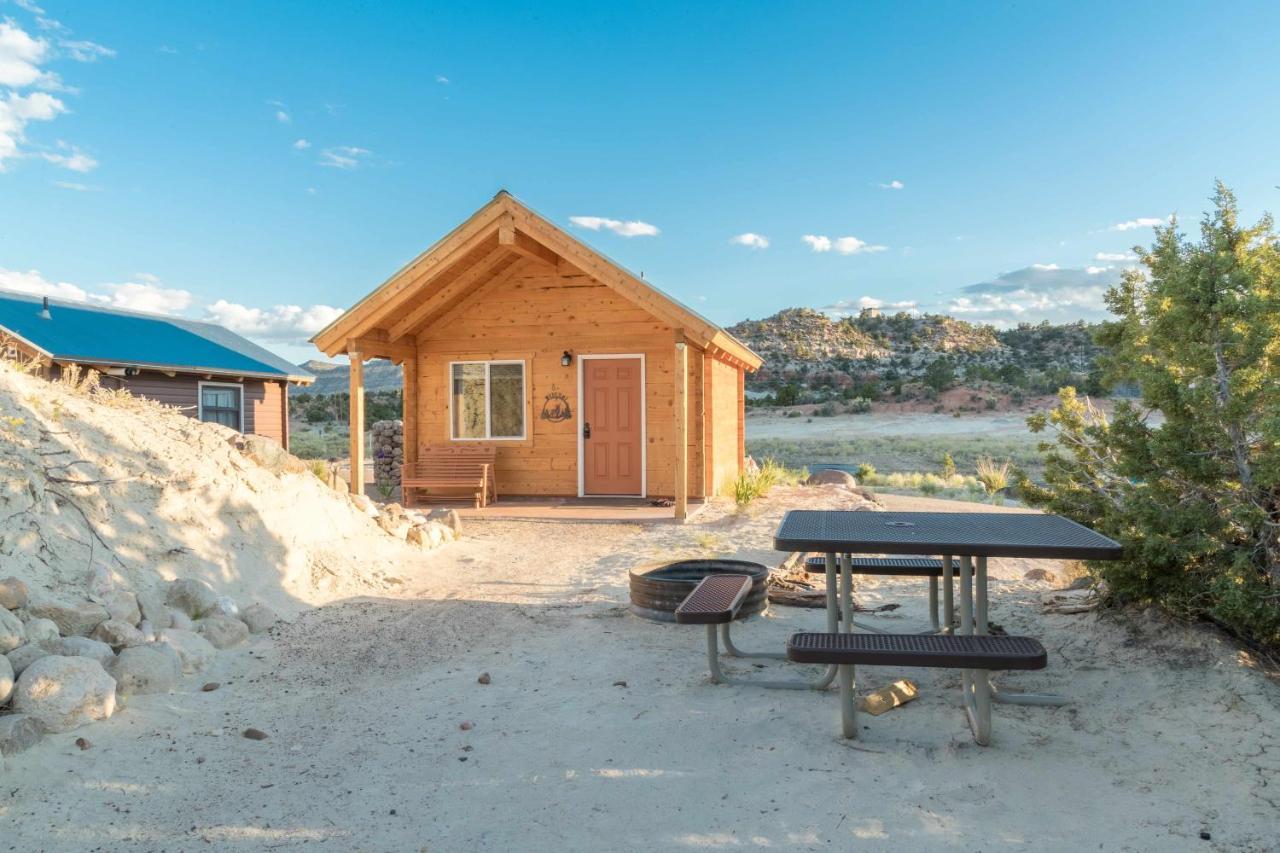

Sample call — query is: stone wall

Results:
[371,420,404,493]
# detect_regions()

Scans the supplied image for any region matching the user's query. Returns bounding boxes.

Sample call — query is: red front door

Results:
[583,358,643,495]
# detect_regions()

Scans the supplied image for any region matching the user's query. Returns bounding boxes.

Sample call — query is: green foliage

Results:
[732,458,808,506]
[1021,184,1280,650]
[922,357,957,392]
[975,456,1010,493]
[941,452,957,479]
[773,383,801,407]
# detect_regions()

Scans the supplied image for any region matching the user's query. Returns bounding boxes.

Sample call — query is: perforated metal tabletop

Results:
[774,510,1123,560]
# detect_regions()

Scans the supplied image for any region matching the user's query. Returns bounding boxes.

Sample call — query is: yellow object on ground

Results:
[859,679,919,716]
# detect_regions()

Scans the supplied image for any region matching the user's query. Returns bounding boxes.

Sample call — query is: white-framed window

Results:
[198,381,244,432]
[449,360,526,440]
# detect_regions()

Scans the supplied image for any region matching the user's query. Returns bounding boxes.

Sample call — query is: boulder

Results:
[238,434,308,474]
[427,508,463,537]
[137,620,156,643]
[0,713,43,756]
[0,653,12,705]
[405,526,427,548]
[349,493,379,518]
[0,607,25,653]
[108,644,182,696]
[6,642,54,677]
[169,609,195,631]
[96,590,141,625]
[55,637,116,667]
[13,656,116,733]
[377,512,412,539]
[26,594,110,637]
[197,616,249,649]
[166,578,220,618]
[0,577,28,610]
[238,603,278,635]
[24,618,60,644]
[91,619,147,650]
[207,595,240,619]
[157,629,217,673]
[805,469,858,488]
[135,589,168,626]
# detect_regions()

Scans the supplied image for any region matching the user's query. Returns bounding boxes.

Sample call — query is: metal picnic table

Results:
[773,509,1123,734]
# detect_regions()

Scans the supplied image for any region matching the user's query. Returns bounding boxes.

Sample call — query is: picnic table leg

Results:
[838,552,890,634]
[838,663,857,738]
[941,553,955,634]
[975,554,1071,707]
[824,553,838,633]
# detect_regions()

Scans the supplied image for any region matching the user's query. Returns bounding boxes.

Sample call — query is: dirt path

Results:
[4,489,1278,851]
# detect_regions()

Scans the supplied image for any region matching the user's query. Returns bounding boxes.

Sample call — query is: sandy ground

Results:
[4,489,1279,852]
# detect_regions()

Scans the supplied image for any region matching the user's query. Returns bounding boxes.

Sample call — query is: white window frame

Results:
[197,381,245,433]
[448,360,527,441]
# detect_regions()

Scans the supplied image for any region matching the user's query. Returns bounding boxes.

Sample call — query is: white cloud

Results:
[0,266,89,301]
[1031,263,1059,270]
[833,236,888,255]
[40,140,95,171]
[99,277,193,314]
[569,216,660,238]
[878,179,904,190]
[292,138,310,150]
[59,39,114,62]
[802,235,832,252]
[0,19,49,87]
[729,232,769,249]
[1085,265,1110,275]
[205,300,344,342]
[947,263,1124,326]
[52,179,95,191]
[318,145,371,169]
[435,74,449,84]
[275,109,290,123]
[0,90,65,168]
[1109,216,1170,231]
[1095,251,1137,262]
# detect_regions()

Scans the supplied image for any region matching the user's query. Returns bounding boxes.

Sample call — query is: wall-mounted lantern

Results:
[561,350,573,367]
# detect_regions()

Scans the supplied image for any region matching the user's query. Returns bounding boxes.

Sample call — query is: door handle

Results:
[583,422,592,439]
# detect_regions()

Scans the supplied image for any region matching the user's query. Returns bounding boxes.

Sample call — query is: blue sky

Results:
[2,1,1279,363]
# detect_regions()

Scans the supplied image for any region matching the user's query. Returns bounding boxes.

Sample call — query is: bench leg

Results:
[963,668,993,746]
[928,576,940,633]
[705,624,837,691]
[837,552,890,634]
[942,553,955,634]
[838,663,858,738]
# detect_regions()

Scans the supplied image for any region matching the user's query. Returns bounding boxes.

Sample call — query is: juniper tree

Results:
[1021,183,1280,648]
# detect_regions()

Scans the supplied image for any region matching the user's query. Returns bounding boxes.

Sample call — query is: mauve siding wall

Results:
[102,371,288,445]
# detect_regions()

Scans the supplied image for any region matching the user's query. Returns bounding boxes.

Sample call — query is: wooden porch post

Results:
[402,348,419,465]
[348,346,365,496]
[674,334,688,522]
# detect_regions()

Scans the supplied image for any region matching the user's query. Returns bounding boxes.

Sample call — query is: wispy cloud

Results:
[569,216,660,238]
[266,99,291,123]
[1094,251,1137,262]
[822,295,918,317]
[802,235,832,252]
[877,179,904,190]
[59,39,114,63]
[318,145,371,169]
[0,90,66,169]
[52,179,96,191]
[804,234,887,254]
[435,74,449,84]
[206,300,344,342]
[729,232,769,249]
[1109,216,1170,231]
[946,264,1124,326]
[292,138,310,150]
[39,140,95,171]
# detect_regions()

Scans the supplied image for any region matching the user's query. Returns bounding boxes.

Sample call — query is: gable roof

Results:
[310,191,762,370]
[0,291,314,383]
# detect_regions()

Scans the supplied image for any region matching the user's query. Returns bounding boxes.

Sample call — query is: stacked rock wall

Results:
[371,420,404,492]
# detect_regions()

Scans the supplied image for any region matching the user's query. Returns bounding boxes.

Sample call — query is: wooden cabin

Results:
[311,191,762,519]
[0,292,314,447]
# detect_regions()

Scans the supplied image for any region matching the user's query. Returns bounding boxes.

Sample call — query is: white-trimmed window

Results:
[198,382,244,431]
[450,360,526,440]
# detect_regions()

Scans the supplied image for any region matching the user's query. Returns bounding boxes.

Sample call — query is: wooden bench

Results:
[401,445,498,508]
[786,631,1048,745]
[804,555,961,634]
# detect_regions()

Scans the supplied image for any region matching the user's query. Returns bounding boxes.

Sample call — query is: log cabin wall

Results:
[709,357,743,496]
[409,259,707,498]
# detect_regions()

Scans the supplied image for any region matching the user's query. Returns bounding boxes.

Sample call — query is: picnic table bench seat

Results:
[786,632,1047,670]
[401,445,498,509]
[675,575,753,625]
[803,555,959,577]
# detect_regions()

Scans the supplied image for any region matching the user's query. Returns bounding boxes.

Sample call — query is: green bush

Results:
[732,458,808,506]
[1021,184,1280,651]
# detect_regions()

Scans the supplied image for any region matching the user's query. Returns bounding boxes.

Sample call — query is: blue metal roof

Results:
[0,291,313,382]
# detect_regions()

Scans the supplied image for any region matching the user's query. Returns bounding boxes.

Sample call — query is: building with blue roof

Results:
[0,291,313,447]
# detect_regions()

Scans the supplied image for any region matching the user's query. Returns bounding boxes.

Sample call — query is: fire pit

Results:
[628,559,770,623]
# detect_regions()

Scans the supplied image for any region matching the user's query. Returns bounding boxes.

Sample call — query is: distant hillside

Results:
[294,359,404,396]
[727,309,1105,405]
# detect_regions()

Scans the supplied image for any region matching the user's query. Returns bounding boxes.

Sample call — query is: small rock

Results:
[135,589,168,626]
[208,595,240,619]
[6,642,54,677]
[166,579,220,619]
[459,721,473,731]
[405,526,428,548]
[26,594,110,637]
[201,682,220,692]
[349,493,379,518]
[1199,831,1211,841]
[197,616,250,649]
[169,609,195,631]
[805,469,858,488]
[377,513,412,539]
[13,655,116,733]
[613,680,628,688]
[75,736,91,750]
[242,727,268,740]
[1023,568,1055,583]
[239,603,278,634]
[55,636,115,667]
[91,619,147,650]
[24,618,60,644]
[0,607,26,653]
[477,672,490,685]
[0,576,29,610]
[109,644,182,695]
[158,629,217,673]
[427,508,464,537]
[0,653,13,704]
[0,713,43,756]
[96,590,141,625]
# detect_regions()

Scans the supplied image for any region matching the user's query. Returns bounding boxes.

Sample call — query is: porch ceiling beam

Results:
[347,336,416,365]
[388,248,516,342]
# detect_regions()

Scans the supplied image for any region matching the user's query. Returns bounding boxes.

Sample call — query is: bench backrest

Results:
[404,445,495,480]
